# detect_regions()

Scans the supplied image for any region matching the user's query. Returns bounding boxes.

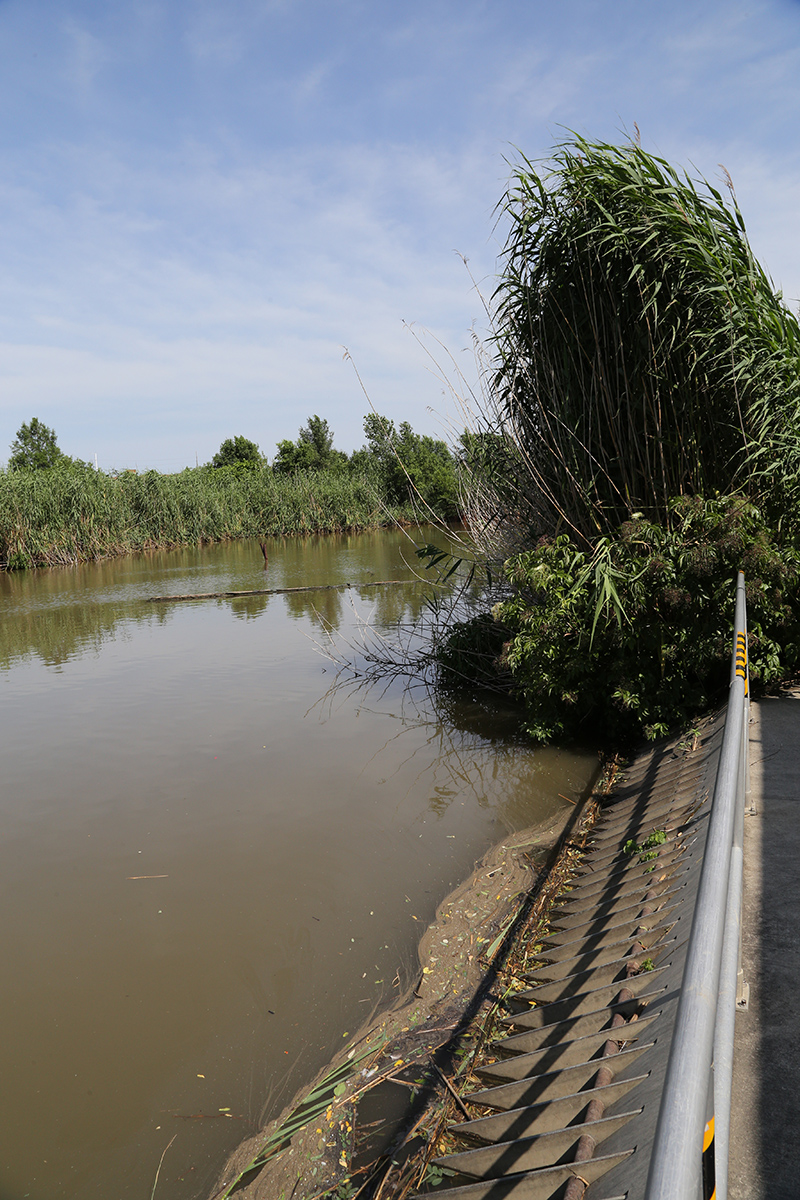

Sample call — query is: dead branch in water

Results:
[146,580,412,603]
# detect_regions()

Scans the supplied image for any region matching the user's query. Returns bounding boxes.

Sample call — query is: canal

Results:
[0,528,598,1199]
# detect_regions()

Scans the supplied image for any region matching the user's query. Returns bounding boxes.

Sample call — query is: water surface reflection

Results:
[0,530,597,1199]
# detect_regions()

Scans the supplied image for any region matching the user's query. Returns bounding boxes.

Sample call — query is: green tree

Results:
[359,413,459,517]
[8,418,67,470]
[273,437,316,474]
[362,413,396,461]
[211,435,263,468]
[299,415,335,462]
[274,416,346,474]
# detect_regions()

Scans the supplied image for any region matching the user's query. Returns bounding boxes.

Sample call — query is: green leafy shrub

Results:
[438,495,800,743]
[623,830,667,861]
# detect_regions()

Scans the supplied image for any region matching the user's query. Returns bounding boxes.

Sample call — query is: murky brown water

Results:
[0,529,598,1199]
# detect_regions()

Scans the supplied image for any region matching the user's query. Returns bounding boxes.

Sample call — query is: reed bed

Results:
[0,466,404,569]
[474,134,800,548]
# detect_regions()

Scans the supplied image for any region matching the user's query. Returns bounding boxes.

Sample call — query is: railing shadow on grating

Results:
[410,574,750,1200]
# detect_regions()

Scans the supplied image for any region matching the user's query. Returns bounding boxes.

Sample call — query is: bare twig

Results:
[149,1134,177,1200]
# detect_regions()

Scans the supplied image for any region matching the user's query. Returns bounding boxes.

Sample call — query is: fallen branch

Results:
[146,580,411,603]
[431,1062,471,1119]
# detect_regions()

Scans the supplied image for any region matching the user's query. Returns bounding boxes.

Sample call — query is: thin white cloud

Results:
[61,18,111,104]
[0,129,493,466]
[2,0,800,470]
[184,4,248,67]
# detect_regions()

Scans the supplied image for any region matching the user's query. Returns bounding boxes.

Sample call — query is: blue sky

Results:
[1,0,800,470]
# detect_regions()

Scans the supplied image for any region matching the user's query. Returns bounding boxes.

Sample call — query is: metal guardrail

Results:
[645,571,750,1200]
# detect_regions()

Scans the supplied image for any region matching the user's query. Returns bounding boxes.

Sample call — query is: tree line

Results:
[6,412,461,521]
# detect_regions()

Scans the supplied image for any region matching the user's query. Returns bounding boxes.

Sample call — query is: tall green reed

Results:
[0,465,407,569]
[480,134,800,547]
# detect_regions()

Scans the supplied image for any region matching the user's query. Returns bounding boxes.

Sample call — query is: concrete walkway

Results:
[730,693,800,1199]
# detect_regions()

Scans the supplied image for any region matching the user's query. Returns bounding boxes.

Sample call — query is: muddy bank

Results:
[209,790,602,1200]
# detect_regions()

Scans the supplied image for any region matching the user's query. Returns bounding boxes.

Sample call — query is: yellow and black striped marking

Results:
[702,1115,716,1200]
[735,632,748,694]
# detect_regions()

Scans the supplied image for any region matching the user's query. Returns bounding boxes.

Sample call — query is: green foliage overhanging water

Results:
[442,135,800,744]
[440,497,800,743]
